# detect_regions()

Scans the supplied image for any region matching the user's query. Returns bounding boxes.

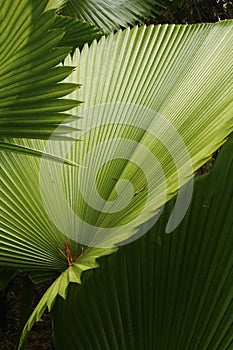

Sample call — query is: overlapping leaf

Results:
[46,0,68,11]
[53,15,103,50]
[0,0,103,158]
[1,22,233,274]
[51,135,233,350]
[18,247,116,350]
[0,0,81,142]
[61,0,165,33]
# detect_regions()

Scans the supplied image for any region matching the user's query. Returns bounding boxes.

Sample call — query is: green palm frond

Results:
[0,0,80,142]
[0,141,80,166]
[1,20,232,349]
[53,15,103,50]
[1,21,232,268]
[46,0,68,11]
[61,0,167,33]
[51,135,233,350]
[0,0,101,158]
[18,247,116,350]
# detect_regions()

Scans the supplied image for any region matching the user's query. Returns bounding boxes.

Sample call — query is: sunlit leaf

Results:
[1,22,232,274]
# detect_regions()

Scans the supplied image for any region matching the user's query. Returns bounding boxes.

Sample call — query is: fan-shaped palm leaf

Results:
[1,20,232,267]
[1,21,233,348]
[1,19,232,266]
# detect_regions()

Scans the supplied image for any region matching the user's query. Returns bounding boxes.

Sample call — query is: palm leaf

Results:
[1,20,231,348]
[40,21,232,247]
[51,135,233,349]
[0,141,80,166]
[0,0,102,159]
[1,21,232,267]
[46,0,68,11]
[0,0,80,141]
[53,15,103,50]
[17,247,116,350]
[61,0,166,33]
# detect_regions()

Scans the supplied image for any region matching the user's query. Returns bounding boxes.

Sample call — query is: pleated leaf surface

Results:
[1,22,233,271]
[0,0,82,142]
[53,15,103,50]
[52,135,233,350]
[61,0,164,33]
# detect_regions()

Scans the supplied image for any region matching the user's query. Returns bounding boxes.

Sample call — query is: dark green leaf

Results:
[52,136,233,350]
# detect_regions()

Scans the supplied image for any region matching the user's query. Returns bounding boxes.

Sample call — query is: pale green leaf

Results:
[1,22,233,273]
[45,0,68,11]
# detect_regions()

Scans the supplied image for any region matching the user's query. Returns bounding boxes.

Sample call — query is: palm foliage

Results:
[0,0,233,348]
[0,0,101,157]
[61,0,164,32]
[0,0,78,139]
[1,20,232,268]
[0,19,231,348]
[52,135,233,350]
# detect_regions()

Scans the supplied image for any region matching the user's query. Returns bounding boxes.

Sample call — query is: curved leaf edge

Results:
[17,246,117,350]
